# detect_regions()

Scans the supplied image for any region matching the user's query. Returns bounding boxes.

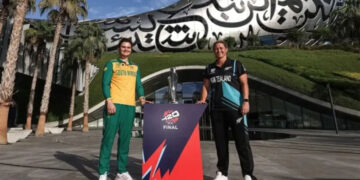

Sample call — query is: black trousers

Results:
[211,109,254,177]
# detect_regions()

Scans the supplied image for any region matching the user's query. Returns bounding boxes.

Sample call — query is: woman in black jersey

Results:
[197,41,256,180]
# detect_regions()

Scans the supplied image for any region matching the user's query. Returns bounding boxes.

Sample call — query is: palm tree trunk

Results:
[67,65,77,131]
[25,50,41,130]
[36,20,63,136]
[0,10,9,38]
[0,0,28,144]
[0,104,10,144]
[82,60,91,132]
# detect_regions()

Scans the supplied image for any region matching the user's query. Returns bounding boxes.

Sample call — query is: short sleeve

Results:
[203,65,210,79]
[236,61,247,76]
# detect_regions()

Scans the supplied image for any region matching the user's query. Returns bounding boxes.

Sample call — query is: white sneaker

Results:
[214,171,228,180]
[98,172,108,180]
[115,172,134,180]
[244,174,252,180]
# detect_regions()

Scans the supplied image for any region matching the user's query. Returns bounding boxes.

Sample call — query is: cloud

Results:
[87,0,179,19]
[154,0,177,8]
[104,7,153,18]
[89,7,100,15]
[134,0,175,5]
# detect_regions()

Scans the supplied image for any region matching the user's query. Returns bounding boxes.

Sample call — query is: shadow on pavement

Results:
[55,151,216,180]
[55,152,144,179]
[54,151,98,179]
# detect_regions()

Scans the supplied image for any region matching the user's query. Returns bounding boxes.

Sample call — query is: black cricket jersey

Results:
[203,58,247,110]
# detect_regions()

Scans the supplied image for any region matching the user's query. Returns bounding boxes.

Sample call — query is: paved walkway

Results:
[1,129,360,180]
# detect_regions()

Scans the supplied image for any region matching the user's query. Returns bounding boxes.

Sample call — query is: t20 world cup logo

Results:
[161,110,180,130]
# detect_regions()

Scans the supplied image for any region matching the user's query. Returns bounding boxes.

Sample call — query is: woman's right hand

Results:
[106,99,116,114]
[196,100,207,104]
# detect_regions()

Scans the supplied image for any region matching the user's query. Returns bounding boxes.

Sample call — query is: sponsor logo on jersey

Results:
[116,70,137,76]
[210,75,231,83]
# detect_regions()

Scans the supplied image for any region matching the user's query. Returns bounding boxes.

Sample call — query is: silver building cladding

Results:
[0,0,345,88]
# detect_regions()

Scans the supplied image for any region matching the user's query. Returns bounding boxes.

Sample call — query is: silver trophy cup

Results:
[168,67,178,104]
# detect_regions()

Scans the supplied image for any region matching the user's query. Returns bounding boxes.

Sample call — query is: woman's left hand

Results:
[140,98,153,105]
[241,102,250,115]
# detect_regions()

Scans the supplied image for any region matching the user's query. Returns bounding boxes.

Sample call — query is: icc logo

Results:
[161,110,180,130]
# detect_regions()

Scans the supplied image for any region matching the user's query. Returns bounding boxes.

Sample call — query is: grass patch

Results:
[237,57,317,95]
[334,71,360,81]
[237,49,360,109]
[42,49,360,121]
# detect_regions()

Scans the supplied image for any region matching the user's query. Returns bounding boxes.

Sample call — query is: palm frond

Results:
[67,22,107,63]
[27,0,36,14]
[47,9,59,22]
[38,0,60,15]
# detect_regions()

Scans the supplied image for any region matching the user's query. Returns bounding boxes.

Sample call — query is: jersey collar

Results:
[117,58,133,65]
[214,58,231,68]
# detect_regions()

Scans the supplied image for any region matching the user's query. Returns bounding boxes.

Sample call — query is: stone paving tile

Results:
[1,130,360,180]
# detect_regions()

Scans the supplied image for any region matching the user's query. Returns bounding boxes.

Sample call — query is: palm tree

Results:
[0,0,35,37]
[69,23,106,132]
[0,0,15,37]
[35,0,87,136]
[63,39,83,131]
[66,60,78,131]
[24,21,55,130]
[0,0,30,144]
[330,1,360,43]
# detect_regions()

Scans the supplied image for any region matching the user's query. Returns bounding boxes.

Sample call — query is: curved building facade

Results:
[92,0,344,52]
[0,0,345,88]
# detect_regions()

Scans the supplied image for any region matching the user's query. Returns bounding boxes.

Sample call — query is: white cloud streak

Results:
[104,7,152,18]
[88,0,179,19]
[89,7,100,15]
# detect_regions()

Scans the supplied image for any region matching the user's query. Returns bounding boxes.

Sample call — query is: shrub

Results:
[286,29,306,48]
[223,36,237,49]
[197,37,209,50]
[247,33,260,47]
[312,27,333,41]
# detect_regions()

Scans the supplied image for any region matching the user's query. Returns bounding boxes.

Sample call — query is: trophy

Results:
[168,67,178,104]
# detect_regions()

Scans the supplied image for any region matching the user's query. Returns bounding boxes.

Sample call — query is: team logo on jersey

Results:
[236,116,243,124]
[161,110,180,130]
[225,66,232,71]
[104,67,107,71]
[210,68,215,74]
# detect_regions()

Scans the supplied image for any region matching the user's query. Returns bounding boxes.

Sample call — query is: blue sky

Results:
[26,0,178,20]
